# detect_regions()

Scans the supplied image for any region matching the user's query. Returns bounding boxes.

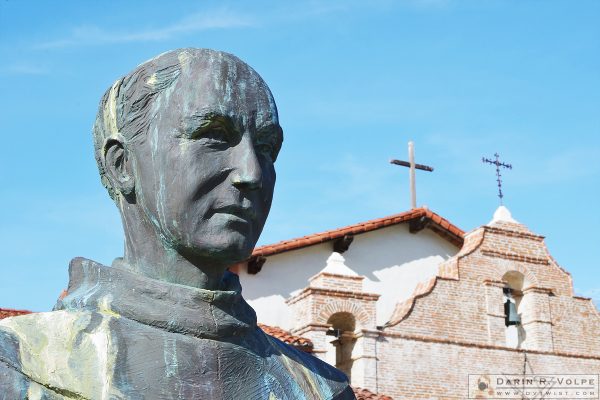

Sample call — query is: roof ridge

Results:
[0,307,32,313]
[0,308,33,320]
[252,208,464,258]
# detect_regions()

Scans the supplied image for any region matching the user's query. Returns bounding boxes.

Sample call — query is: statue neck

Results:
[114,199,227,291]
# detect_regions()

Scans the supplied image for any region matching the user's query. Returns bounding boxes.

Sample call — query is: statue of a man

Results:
[0,48,354,399]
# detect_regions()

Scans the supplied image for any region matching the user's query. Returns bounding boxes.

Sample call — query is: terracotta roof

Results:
[0,308,32,320]
[252,207,464,258]
[258,323,314,352]
[352,386,394,400]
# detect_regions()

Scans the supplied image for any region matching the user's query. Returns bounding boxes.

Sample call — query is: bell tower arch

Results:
[286,252,380,391]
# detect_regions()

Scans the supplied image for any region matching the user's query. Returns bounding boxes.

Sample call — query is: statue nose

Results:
[232,172,262,191]
[231,137,262,191]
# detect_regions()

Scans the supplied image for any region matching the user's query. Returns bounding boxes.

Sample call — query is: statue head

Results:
[92,48,283,274]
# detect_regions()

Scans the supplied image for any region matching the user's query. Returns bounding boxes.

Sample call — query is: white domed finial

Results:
[491,206,518,224]
[321,252,359,276]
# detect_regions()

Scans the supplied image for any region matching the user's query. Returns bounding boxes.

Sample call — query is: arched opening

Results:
[502,271,526,348]
[325,312,356,379]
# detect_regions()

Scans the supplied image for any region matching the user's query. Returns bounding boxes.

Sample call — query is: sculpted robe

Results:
[0,258,354,400]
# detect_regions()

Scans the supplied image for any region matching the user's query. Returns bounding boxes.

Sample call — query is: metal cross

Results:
[390,141,434,209]
[482,153,512,204]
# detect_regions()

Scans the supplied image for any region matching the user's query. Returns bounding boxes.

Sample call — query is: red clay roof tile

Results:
[352,386,394,400]
[0,308,32,320]
[252,207,464,257]
[258,323,314,352]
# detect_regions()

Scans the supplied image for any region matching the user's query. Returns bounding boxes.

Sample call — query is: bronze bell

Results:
[504,299,521,326]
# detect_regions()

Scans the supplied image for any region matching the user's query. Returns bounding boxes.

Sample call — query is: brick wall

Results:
[387,278,491,344]
[374,213,600,398]
[376,334,600,399]
[551,295,600,355]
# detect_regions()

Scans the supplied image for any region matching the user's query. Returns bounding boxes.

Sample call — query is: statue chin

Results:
[178,241,255,267]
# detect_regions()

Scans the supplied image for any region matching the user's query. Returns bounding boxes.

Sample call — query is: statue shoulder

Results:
[0,310,112,399]
[0,320,30,398]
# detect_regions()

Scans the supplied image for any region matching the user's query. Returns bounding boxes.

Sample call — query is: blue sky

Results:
[0,0,598,311]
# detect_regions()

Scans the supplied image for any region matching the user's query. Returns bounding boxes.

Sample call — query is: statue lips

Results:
[213,204,257,226]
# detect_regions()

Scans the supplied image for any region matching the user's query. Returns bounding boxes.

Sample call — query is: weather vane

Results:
[482,153,512,204]
[390,141,434,209]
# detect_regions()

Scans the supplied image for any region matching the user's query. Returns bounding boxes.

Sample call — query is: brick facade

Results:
[286,207,600,399]
[380,208,599,398]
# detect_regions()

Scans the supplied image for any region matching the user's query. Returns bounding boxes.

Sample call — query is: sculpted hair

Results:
[92,49,190,201]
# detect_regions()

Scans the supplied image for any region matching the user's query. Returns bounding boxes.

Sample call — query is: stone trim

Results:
[522,286,554,295]
[292,323,331,336]
[483,279,507,288]
[286,287,380,305]
[309,272,365,282]
[481,249,550,265]
[380,331,600,361]
[483,226,545,241]
[522,319,552,326]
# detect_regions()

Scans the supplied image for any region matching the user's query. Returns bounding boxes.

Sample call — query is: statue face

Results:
[129,57,282,264]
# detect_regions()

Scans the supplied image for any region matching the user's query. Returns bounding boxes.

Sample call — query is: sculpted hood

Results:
[0,258,354,399]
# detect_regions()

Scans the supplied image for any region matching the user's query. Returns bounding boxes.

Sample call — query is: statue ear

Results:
[103,137,135,198]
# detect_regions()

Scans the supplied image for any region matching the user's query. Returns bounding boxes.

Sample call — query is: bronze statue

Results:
[0,48,354,399]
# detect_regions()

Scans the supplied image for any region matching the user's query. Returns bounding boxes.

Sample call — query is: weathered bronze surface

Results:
[0,48,354,399]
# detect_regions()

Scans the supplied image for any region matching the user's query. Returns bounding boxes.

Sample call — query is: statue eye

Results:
[255,143,274,160]
[192,126,230,146]
[255,123,282,162]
